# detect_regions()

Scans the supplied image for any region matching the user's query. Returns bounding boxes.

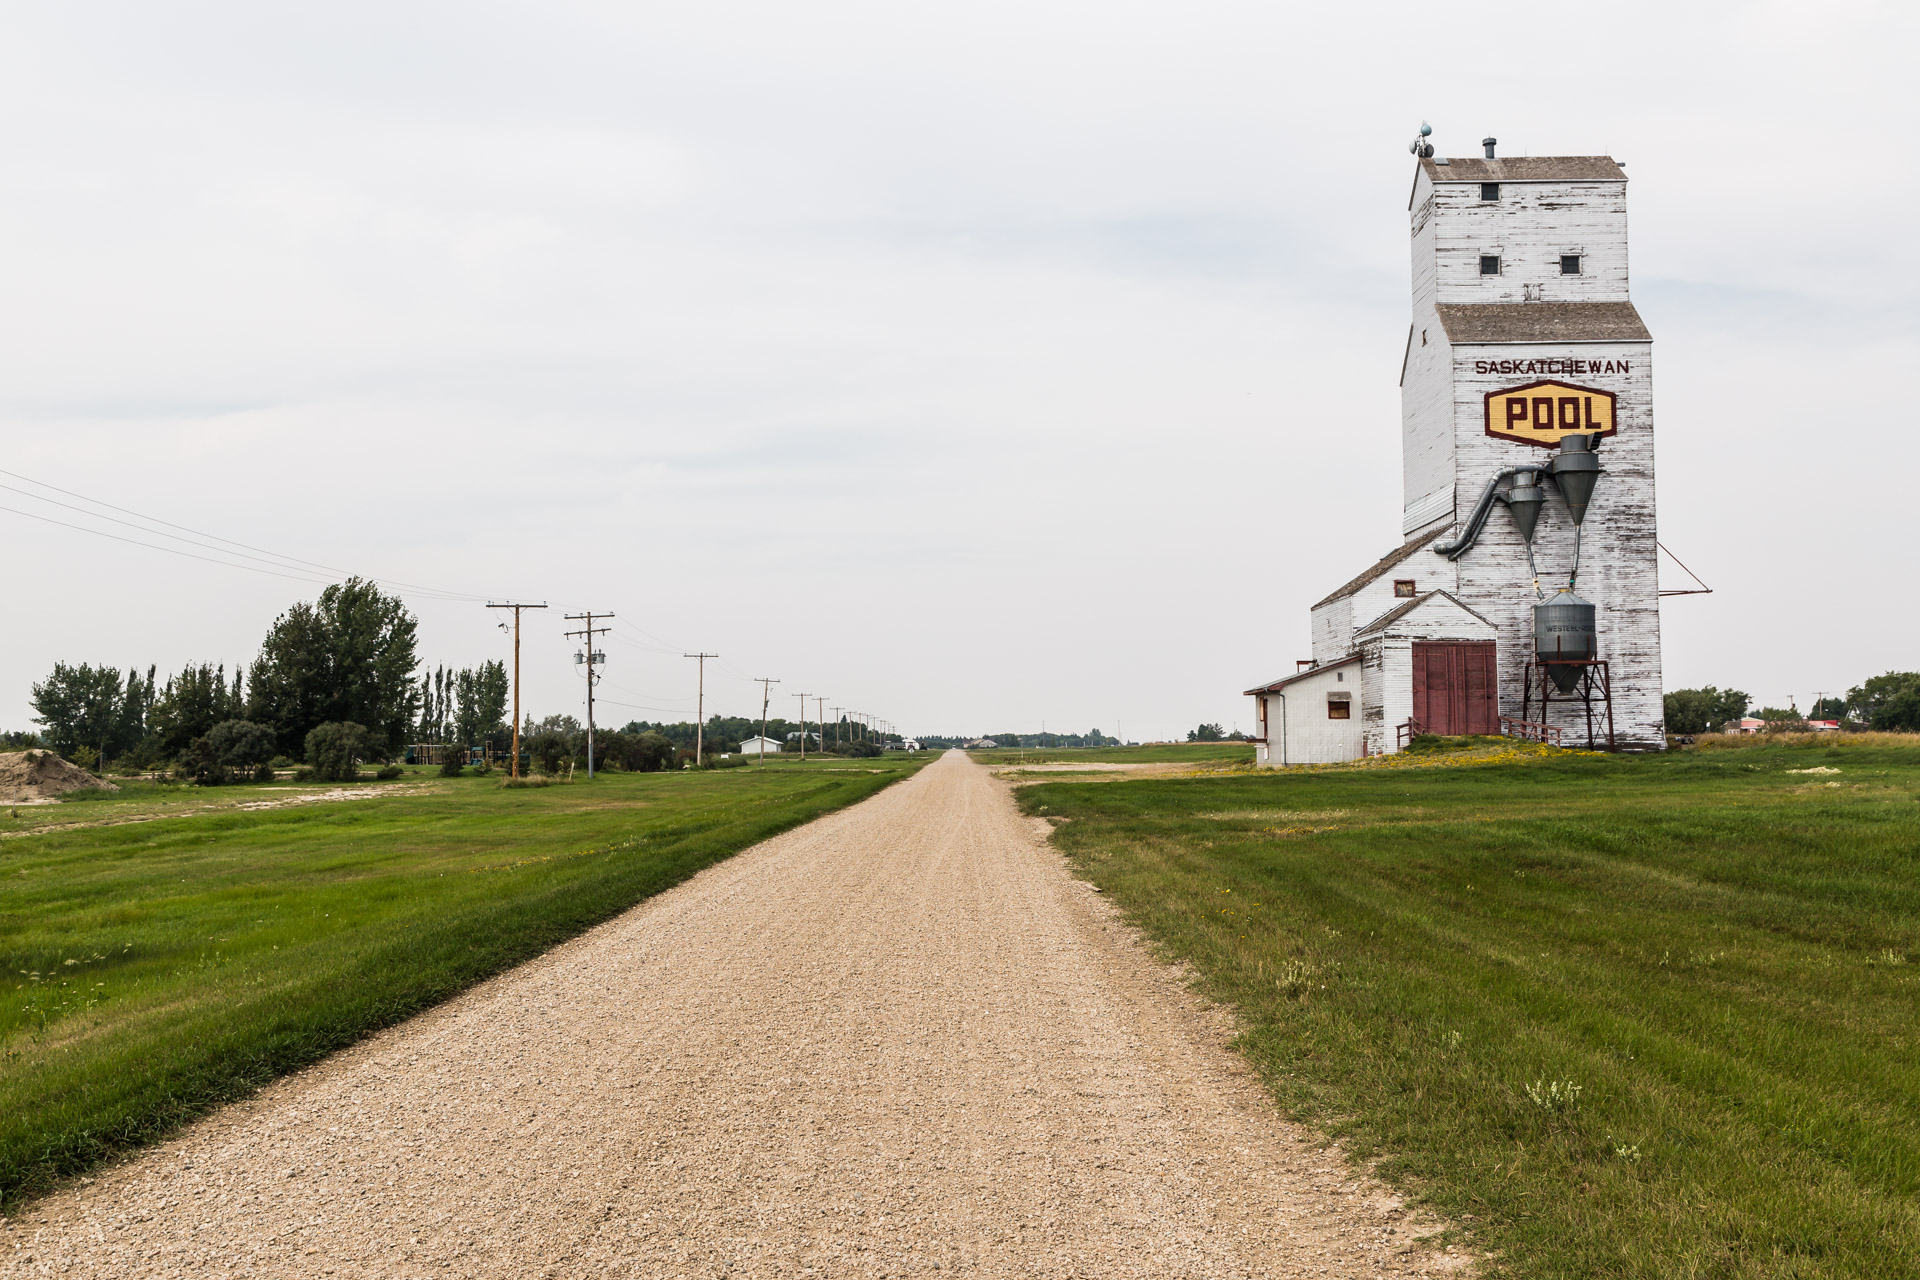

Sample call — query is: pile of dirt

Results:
[0,750,119,804]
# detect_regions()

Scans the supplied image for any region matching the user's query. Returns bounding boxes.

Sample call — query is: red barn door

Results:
[1412,641,1498,735]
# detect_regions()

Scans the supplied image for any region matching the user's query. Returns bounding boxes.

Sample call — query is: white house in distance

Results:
[1248,133,1665,765]
[739,735,783,756]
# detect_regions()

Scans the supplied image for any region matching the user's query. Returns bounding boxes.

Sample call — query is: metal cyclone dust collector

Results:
[1533,433,1604,692]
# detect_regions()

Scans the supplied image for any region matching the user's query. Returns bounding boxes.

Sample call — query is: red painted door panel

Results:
[1412,641,1498,735]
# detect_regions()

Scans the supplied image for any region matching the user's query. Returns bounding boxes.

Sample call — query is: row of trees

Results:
[413,661,511,755]
[23,579,516,773]
[1663,672,1920,735]
[617,715,901,755]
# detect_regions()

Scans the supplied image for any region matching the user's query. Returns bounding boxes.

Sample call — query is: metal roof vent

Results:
[1482,136,1498,159]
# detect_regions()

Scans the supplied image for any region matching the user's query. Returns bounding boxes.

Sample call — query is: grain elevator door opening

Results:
[1412,642,1498,735]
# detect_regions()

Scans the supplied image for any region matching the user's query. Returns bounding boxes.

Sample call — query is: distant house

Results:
[1728,717,1838,734]
[739,735,783,755]
[964,738,998,748]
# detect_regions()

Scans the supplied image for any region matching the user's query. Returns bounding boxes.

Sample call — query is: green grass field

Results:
[1017,738,1920,1280]
[967,742,1255,766]
[0,757,927,1207]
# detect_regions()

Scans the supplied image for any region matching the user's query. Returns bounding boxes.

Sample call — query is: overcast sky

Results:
[3,1,1915,740]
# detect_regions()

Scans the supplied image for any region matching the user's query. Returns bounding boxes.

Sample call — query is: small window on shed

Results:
[1394,578,1417,597]
[1327,699,1351,720]
[1480,182,1500,201]
[1479,254,1501,275]
[1560,254,1582,275]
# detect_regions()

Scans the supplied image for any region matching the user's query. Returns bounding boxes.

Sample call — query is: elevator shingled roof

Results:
[1435,301,1652,344]
[1420,156,1626,183]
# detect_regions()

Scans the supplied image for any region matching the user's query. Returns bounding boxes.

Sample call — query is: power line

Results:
[0,501,338,585]
[0,468,502,603]
[0,466,350,576]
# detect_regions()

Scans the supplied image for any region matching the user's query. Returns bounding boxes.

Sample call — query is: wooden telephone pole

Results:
[564,611,614,778]
[792,691,810,760]
[486,602,548,778]
[754,676,780,763]
[684,653,717,765]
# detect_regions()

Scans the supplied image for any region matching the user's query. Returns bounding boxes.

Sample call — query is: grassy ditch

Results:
[0,757,926,1207]
[1018,738,1920,1279]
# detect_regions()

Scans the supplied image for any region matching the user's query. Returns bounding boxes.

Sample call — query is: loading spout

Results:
[1432,465,1548,561]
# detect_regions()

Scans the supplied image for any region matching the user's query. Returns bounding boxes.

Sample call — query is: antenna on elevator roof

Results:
[1408,121,1434,158]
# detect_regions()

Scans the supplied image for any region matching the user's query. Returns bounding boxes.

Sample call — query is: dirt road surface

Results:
[4,751,1454,1278]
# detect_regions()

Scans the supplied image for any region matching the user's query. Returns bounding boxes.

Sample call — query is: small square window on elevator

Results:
[1327,697,1352,720]
[1560,254,1582,275]
[1394,578,1417,597]
[1480,182,1500,201]
[1480,255,1501,275]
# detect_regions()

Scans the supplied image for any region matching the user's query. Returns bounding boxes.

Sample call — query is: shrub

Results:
[375,764,403,780]
[293,766,315,781]
[618,730,677,773]
[526,730,569,776]
[206,720,278,771]
[173,737,230,786]
[252,762,276,783]
[438,748,466,778]
[304,722,372,783]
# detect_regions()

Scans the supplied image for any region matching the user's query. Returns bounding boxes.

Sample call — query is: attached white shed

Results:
[739,735,783,756]
[1245,655,1364,766]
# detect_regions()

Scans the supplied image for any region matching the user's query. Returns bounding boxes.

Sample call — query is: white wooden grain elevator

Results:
[1247,132,1664,762]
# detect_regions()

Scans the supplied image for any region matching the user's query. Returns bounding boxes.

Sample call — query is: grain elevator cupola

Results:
[1245,128,1664,762]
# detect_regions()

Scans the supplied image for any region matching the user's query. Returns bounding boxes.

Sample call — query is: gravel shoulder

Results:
[3,750,1457,1278]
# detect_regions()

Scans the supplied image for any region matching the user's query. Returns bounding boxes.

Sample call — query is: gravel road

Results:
[5,751,1456,1278]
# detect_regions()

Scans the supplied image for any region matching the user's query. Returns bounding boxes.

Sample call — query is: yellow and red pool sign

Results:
[1484,380,1617,448]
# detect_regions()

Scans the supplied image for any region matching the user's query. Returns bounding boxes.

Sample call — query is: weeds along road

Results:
[5,751,1448,1279]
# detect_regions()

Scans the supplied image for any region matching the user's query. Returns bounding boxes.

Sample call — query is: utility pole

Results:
[815,696,826,751]
[754,677,780,763]
[684,653,717,765]
[831,706,844,751]
[564,612,614,778]
[487,602,548,779]
[793,692,810,760]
